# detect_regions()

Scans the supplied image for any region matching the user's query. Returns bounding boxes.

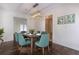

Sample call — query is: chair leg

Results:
[42,48,44,55]
[34,45,36,48]
[48,45,50,53]
[0,39,4,46]
[1,40,3,46]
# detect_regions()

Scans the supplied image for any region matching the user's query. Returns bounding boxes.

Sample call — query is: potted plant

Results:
[0,28,4,45]
[29,29,35,34]
[0,28,4,38]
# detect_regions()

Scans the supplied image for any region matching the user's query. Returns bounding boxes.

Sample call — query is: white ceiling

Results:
[0,3,52,14]
[0,3,21,11]
[0,3,79,14]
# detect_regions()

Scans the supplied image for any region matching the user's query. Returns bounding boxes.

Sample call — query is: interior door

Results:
[45,15,53,41]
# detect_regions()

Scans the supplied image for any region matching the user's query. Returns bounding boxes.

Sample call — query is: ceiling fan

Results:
[33,3,39,8]
[31,3,41,18]
[25,3,41,18]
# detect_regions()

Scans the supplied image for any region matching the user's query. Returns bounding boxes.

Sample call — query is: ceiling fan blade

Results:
[33,3,39,8]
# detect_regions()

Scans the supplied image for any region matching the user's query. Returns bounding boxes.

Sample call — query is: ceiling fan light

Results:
[32,12,41,18]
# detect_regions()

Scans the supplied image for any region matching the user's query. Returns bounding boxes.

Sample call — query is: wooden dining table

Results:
[25,34,41,54]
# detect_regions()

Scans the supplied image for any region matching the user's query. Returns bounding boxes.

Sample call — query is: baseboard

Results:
[52,43,79,55]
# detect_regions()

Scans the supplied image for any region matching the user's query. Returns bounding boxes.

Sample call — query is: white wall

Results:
[53,4,79,51]
[33,17,45,31]
[0,13,3,27]
[26,15,42,32]
[1,11,14,42]
[26,15,35,31]
[0,10,26,42]
[40,4,79,51]
[38,17,45,31]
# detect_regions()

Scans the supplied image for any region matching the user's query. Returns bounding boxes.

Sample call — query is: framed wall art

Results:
[57,14,75,24]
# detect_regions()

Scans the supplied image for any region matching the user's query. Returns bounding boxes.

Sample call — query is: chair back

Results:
[41,31,48,34]
[14,32,19,43]
[39,32,49,47]
[17,33,27,46]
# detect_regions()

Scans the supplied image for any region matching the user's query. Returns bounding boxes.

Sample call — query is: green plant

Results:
[29,29,35,34]
[0,28,4,36]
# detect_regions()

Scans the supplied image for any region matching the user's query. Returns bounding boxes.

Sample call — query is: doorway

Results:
[45,15,53,41]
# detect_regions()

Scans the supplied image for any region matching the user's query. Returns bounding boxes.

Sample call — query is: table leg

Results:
[31,38,33,54]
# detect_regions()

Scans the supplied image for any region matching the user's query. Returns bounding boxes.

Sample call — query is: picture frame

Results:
[57,14,75,24]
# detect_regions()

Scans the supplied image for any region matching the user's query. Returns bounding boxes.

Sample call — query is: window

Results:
[20,24,27,32]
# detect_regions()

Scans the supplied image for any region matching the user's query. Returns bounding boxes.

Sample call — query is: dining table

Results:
[25,33,41,54]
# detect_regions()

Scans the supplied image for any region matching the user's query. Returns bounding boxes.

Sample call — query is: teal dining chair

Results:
[17,33,31,47]
[14,32,19,43]
[14,33,31,54]
[35,32,49,54]
[15,33,31,51]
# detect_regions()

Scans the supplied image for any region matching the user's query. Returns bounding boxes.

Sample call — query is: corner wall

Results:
[41,4,79,51]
